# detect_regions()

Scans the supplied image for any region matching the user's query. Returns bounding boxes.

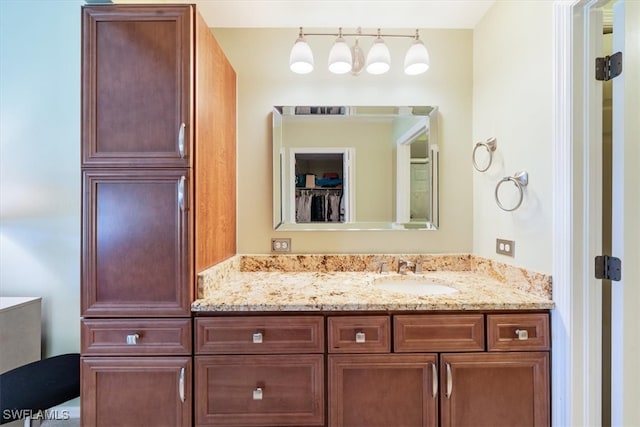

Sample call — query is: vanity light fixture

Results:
[289,27,430,76]
[289,27,314,74]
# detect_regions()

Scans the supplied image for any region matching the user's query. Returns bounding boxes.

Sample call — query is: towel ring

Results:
[472,137,497,172]
[495,171,529,211]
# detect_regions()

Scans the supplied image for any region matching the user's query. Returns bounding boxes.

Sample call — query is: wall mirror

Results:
[273,105,439,231]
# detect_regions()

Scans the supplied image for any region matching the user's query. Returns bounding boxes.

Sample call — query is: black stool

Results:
[0,353,80,425]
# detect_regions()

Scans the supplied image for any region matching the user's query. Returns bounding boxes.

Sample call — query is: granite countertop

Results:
[192,255,554,312]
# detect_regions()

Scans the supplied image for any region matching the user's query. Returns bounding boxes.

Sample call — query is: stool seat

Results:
[0,353,80,425]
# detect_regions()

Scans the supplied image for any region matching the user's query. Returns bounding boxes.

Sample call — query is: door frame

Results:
[552,1,607,425]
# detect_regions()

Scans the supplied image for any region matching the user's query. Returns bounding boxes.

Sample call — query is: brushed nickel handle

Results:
[126,334,139,345]
[252,332,263,344]
[252,387,263,400]
[355,331,366,343]
[445,362,453,399]
[431,362,438,398]
[179,367,185,402]
[515,329,529,340]
[178,176,185,211]
[178,122,186,158]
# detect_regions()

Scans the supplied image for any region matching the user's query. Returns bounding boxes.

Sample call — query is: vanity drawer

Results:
[195,354,324,426]
[328,316,390,353]
[394,314,485,352]
[487,313,550,351]
[195,316,324,354]
[81,318,191,355]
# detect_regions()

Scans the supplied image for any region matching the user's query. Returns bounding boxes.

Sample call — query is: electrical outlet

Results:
[496,238,515,257]
[271,238,291,253]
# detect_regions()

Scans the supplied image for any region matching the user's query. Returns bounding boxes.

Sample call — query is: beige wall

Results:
[472,1,553,274]
[212,28,474,254]
[0,1,82,357]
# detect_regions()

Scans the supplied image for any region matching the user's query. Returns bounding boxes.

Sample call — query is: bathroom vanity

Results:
[191,255,553,427]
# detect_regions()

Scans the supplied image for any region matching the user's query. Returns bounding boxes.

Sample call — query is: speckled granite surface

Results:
[193,254,553,312]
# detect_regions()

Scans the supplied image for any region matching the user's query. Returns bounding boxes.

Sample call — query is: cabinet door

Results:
[195,354,324,426]
[81,356,191,427]
[82,5,192,167]
[329,354,438,427]
[82,170,191,316]
[440,352,549,427]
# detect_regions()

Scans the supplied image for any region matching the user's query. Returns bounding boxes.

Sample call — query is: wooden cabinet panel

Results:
[82,318,191,355]
[195,354,324,426]
[487,313,550,351]
[328,316,390,353]
[81,356,191,427]
[329,354,438,427]
[82,5,192,167]
[82,170,191,317]
[440,352,550,427]
[394,314,485,352]
[195,316,324,354]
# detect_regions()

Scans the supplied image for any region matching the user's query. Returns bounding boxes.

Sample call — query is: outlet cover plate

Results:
[496,238,515,257]
[271,238,291,253]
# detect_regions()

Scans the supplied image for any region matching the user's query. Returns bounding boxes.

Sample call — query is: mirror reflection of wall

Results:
[273,106,438,231]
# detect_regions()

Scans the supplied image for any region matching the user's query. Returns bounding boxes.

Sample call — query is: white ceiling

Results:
[114,0,495,29]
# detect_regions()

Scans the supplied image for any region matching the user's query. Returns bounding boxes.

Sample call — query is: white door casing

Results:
[610,1,640,425]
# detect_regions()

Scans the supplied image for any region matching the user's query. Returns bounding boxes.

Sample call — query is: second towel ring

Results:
[472,137,497,172]
[495,171,529,211]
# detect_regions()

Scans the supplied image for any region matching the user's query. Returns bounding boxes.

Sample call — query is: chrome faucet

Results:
[398,259,422,274]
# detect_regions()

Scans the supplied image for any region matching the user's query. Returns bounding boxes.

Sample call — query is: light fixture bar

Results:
[290,27,430,76]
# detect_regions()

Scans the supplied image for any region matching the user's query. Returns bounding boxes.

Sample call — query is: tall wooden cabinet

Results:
[80,5,236,426]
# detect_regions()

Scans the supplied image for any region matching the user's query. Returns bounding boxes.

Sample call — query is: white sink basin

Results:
[373,278,458,296]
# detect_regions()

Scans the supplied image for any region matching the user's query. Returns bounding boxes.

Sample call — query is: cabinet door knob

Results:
[515,329,529,340]
[126,334,140,345]
[355,331,366,343]
[252,387,263,400]
[252,332,263,344]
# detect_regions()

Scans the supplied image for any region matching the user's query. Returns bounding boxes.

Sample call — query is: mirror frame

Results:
[272,106,439,231]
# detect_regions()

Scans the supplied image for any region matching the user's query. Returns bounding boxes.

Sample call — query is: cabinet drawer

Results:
[195,354,324,426]
[394,314,485,352]
[328,316,390,353]
[487,313,550,351]
[195,316,324,354]
[81,318,191,355]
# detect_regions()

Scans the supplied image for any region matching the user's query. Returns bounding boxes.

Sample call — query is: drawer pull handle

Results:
[126,334,140,345]
[253,387,263,400]
[515,329,529,340]
[431,363,438,398]
[445,362,453,399]
[252,332,263,344]
[355,331,366,343]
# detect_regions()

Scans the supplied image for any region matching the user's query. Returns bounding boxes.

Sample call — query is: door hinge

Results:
[595,255,621,281]
[595,52,622,81]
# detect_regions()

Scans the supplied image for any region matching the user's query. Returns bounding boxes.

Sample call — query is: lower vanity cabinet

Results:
[81,356,192,426]
[439,352,550,427]
[194,316,325,426]
[80,319,193,426]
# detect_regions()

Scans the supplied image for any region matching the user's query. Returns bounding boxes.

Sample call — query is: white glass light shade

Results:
[328,37,352,74]
[366,38,391,75]
[404,39,430,75]
[289,38,314,74]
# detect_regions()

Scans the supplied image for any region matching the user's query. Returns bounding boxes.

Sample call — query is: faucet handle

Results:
[379,261,389,273]
[414,260,423,274]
